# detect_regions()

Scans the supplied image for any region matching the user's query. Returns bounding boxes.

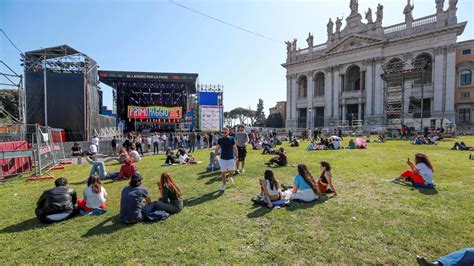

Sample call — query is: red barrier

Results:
[0,141,32,179]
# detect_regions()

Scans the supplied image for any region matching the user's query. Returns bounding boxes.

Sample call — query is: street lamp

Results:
[308,107,312,130]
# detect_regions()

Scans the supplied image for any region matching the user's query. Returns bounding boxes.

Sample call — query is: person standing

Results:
[111,136,118,155]
[91,135,100,154]
[188,131,196,153]
[215,128,238,191]
[196,133,201,150]
[152,133,159,155]
[234,125,249,173]
[288,130,293,142]
[161,133,167,151]
[135,134,144,156]
[208,132,213,148]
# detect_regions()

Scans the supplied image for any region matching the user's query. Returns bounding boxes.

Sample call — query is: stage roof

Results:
[25,45,85,61]
[98,70,199,93]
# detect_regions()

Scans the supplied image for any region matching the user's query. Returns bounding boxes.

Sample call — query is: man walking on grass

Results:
[215,128,238,191]
[234,125,249,173]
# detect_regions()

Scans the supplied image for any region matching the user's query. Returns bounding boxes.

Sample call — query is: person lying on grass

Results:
[85,157,137,182]
[265,147,288,167]
[149,172,184,214]
[77,176,108,215]
[317,161,338,196]
[394,153,435,189]
[35,177,78,224]
[103,148,129,164]
[258,170,282,208]
[281,164,320,202]
[119,173,152,224]
[177,148,197,164]
[451,141,474,151]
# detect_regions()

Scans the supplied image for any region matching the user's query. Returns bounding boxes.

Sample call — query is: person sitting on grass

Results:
[317,161,337,196]
[451,141,474,151]
[207,150,220,171]
[77,176,108,215]
[258,170,282,208]
[394,153,435,189]
[265,147,288,167]
[104,148,129,164]
[85,157,137,181]
[346,139,356,149]
[129,145,141,163]
[281,164,319,202]
[177,148,197,164]
[290,137,299,147]
[165,148,178,165]
[355,138,368,149]
[262,144,277,154]
[35,177,77,224]
[119,173,152,224]
[71,142,82,157]
[150,172,184,214]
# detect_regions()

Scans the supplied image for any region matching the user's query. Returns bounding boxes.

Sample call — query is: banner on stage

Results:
[128,106,182,119]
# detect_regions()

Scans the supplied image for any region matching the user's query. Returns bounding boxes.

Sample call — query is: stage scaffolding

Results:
[0,60,25,130]
[381,57,430,129]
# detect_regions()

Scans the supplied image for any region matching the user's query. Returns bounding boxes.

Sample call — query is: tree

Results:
[254,99,266,126]
[0,90,19,122]
[230,107,250,125]
[224,112,235,128]
[265,112,284,128]
[245,109,257,126]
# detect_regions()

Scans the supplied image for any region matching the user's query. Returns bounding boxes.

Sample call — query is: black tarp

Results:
[25,72,85,141]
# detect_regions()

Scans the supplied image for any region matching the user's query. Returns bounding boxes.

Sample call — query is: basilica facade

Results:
[282,0,467,130]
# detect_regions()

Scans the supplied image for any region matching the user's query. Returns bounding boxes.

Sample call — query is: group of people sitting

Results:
[83,147,141,182]
[306,136,342,150]
[35,172,184,224]
[164,148,198,165]
[412,133,440,145]
[346,138,368,149]
[254,162,337,208]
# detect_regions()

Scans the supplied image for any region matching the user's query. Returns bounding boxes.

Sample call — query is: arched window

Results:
[298,76,307,98]
[460,69,472,86]
[346,66,360,91]
[414,54,432,84]
[386,58,404,72]
[314,72,325,96]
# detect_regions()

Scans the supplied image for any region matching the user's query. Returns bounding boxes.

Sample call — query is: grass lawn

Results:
[1,136,473,264]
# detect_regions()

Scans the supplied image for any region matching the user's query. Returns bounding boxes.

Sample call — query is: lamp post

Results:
[308,107,312,130]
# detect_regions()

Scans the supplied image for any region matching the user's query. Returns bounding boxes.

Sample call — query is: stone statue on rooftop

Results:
[292,39,297,52]
[404,0,414,22]
[285,41,292,53]
[350,0,359,16]
[336,17,342,33]
[436,0,444,13]
[306,32,314,48]
[448,0,458,10]
[327,18,334,35]
[365,8,373,23]
[376,4,384,24]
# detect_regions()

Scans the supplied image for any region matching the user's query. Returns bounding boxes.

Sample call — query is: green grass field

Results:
[1,137,473,264]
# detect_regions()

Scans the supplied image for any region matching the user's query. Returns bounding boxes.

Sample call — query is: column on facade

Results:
[306,71,314,128]
[291,75,298,123]
[433,47,445,114]
[374,59,384,116]
[445,46,456,114]
[342,102,346,121]
[324,68,333,120]
[286,75,292,124]
[365,59,373,117]
[333,66,340,120]
[358,102,362,120]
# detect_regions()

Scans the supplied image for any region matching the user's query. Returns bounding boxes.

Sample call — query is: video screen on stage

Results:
[128,106,182,119]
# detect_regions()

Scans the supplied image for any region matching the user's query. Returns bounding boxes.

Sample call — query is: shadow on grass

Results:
[246,194,332,218]
[391,181,439,195]
[183,190,223,207]
[0,217,44,233]
[197,171,220,179]
[82,215,127,238]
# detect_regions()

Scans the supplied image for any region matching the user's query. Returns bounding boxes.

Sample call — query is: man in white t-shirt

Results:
[91,136,100,153]
[88,142,98,156]
[146,136,152,153]
[152,133,160,155]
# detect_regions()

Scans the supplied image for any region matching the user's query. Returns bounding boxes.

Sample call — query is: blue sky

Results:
[1,0,473,114]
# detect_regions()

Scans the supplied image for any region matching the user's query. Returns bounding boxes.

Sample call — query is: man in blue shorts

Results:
[215,128,238,191]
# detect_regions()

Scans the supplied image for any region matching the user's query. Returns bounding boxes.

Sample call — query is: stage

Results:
[98,70,198,132]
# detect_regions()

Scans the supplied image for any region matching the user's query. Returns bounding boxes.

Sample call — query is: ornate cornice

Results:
[434,46,445,55]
